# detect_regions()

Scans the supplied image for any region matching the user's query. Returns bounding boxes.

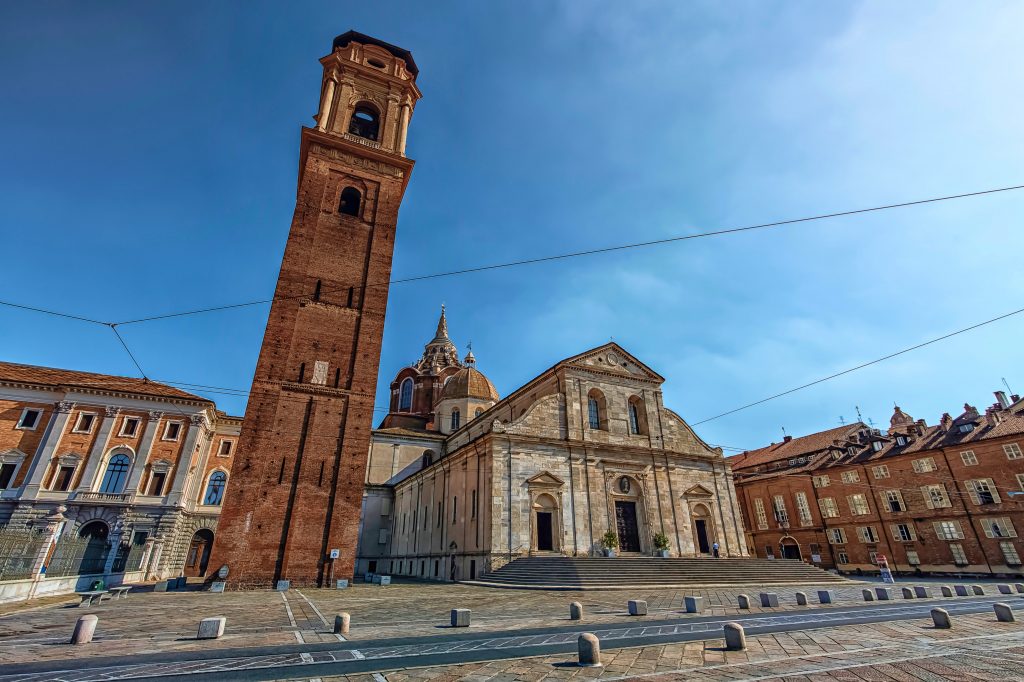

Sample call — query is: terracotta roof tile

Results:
[0,361,209,402]
[728,423,862,471]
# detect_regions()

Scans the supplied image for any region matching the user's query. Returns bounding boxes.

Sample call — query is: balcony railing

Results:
[74,491,135,504]
[342,132,382,150]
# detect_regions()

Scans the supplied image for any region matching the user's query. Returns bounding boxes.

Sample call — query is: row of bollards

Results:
[69,615,228,645]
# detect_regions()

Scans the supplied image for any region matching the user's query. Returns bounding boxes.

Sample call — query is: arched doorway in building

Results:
[690,503,715,556]
[779,536,802,560]
[533,493,560,552]
[184,529,214,577]
[78,521,110,575]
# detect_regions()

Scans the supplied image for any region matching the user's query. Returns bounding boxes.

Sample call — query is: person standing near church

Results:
[712,542,720,558]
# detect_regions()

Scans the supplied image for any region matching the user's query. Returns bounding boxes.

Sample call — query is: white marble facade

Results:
[356,343,747,581]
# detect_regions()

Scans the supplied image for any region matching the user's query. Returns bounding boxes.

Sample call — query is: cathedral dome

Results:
[441,367,499,401]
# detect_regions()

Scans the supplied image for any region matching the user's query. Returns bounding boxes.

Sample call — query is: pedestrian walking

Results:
[712,541,720,558]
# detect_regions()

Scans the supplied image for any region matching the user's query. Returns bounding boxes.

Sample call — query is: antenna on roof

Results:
[839,415,846,425]
[855,405,864,423]
[781,426,787,437]
[868,417,876,427]
[1004,377,1015,395]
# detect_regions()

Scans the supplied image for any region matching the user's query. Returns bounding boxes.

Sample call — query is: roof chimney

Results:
[783,435,792,443]
[996,391,1012,409]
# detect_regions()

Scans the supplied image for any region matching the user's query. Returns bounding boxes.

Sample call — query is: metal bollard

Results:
[578,632,602,667]
[724,622,746,651]
[70,615,98,645]
[570,602,583,620]
[931,608,952,629]
[334,613,350,635]
[995,603,1016,623]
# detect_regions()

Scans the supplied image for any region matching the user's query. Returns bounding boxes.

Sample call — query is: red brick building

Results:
[210,32,422,588]
[730,391,1024,577]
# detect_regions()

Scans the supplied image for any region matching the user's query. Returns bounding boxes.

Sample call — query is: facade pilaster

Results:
[77,406,120,492]
[166,415,206,507]
[125,411,162,494]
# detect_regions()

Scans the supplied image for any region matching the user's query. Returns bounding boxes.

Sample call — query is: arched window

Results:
[99,454,131,494]
[338,186,361,217]
[628,397,647,435]
[203,471,227,505]
[348,104,380,140]
[450,409,461,431]
[399,378,413,411]
[77,521,110,575]
[587,389,607,430]
[475,408,483,418]
[421,450,434,469]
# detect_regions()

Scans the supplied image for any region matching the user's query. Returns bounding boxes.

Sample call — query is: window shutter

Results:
[921,487,934,510]
[890,524,902,541]
[879,492,889,510]
[1007,518,1018,538]
[989,479,1001,503]
[932,521,943,538]
[953,521,964,539]
[966,480,981,505]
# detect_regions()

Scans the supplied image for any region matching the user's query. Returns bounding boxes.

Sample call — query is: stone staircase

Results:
[475,556,849,589]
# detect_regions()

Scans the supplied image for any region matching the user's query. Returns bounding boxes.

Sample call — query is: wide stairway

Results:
[476,556,848,589]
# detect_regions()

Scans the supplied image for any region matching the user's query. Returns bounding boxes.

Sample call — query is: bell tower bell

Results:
[211,32,421,588]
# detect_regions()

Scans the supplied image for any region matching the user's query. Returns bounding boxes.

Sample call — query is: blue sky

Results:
[1,1,1022,453]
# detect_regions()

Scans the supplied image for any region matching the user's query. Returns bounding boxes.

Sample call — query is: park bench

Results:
[109,586,131,600]
[75,590,109,607]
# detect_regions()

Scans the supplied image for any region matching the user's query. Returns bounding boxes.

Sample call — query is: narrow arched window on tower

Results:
[450,408,461,431]
[628,397,647,435]
[348,104,380,141]
[399,378,413,411]
[338,186,361,217]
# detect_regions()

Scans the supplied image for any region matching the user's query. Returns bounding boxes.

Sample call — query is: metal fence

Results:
[0,526,46,581]
[112,540,146,573]
[46,533,109,577]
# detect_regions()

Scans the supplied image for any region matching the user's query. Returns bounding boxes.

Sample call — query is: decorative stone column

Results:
[21,401,75,500]
[27,505,67,598]
[124,411,162,495]
[77,406,120,492]
[398,104,411,155]
[316,69,338,131]
[102,517,126,576]
[166,415,206,507]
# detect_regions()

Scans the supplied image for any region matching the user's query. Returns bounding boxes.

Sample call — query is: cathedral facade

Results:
[357,311,748,580]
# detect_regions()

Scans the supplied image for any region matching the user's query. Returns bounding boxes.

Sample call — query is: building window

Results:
[795,492,813,526]
[828,528,847,544]
[219,440,233,456]
[841,471,860,484]
[147,471,167,496]
[588,397,601,429]
[348,104,380,140]
[959,423,974,434]
[772,495,789,526]
[984,517,1017,538]
[872,465,889,479]
[16,408,42,430]
[1004,443,1023,460]
[0,463,17,489]
[848,494,870,516]
[338,186,362,217]
[934,520,965,540]
[450,409,460,431]
[960,450,978,466]
[753,498,768,529]
[162,421,182,441]
[812,475,830,488]
[922,484,952,509]
[1016,473,1024,493]
[818,497,840,518]
[857,526,879,543]
[912,457,937,473]
[119,417,140,437]
[906,550,921,565]
[398,378,413,411]
[966,479,999,505]
[99,454,131,494]
[475,408,483,418]
[628,397,646,435]
[73,413,95,434]
[837,552,849,564]
[883,490,905,513]
[203,471,227,505]
[52,465,76,492]
[891,523,916,542]
[895,435,906,447]
[1000,541,1021,566]
[949,543,969,565]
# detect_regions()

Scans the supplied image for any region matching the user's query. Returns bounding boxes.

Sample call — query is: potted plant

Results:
[653,532,670,558]
[601,529,619,557]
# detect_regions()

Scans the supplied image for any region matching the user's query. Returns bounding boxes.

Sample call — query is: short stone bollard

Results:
[176,576,187,589]
[209,581,226,593]
[450,609,471,627]
[795,592,807,606]
[578,632,601,667]
[955,585,969,597]
[628,600,648,616]
[334,613,350,635]
[377,576,391,586]
[931,608,952,629]
[862,589,875,602]
[154,580,169,593]
[275,580,290,592]
[335,579,349,589]
[70,615,98,645]
[724,622,746,651]
[875,587,893,601]
[684,596,703,613]
[759,592,779,608]
[972,585,985,596]
[570,602,583,620]
[941,586,954,597]
[1015,583,1024,594]
[914,586,931,599]
[995,603,1016,623]
[364,573,375,583]
[197,617,226,639]
[998,584,1013,595]
[901,587,915,599]
[817,590,835,604]
[737,594,751,609]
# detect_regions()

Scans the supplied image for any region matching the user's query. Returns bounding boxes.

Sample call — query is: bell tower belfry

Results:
[211,32,421,588]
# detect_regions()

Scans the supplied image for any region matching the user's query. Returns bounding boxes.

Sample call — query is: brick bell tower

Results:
[211,32,421,588]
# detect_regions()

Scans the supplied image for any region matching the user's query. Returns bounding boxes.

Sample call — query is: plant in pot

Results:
[601,529,619,557]
[653,532,670,558]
